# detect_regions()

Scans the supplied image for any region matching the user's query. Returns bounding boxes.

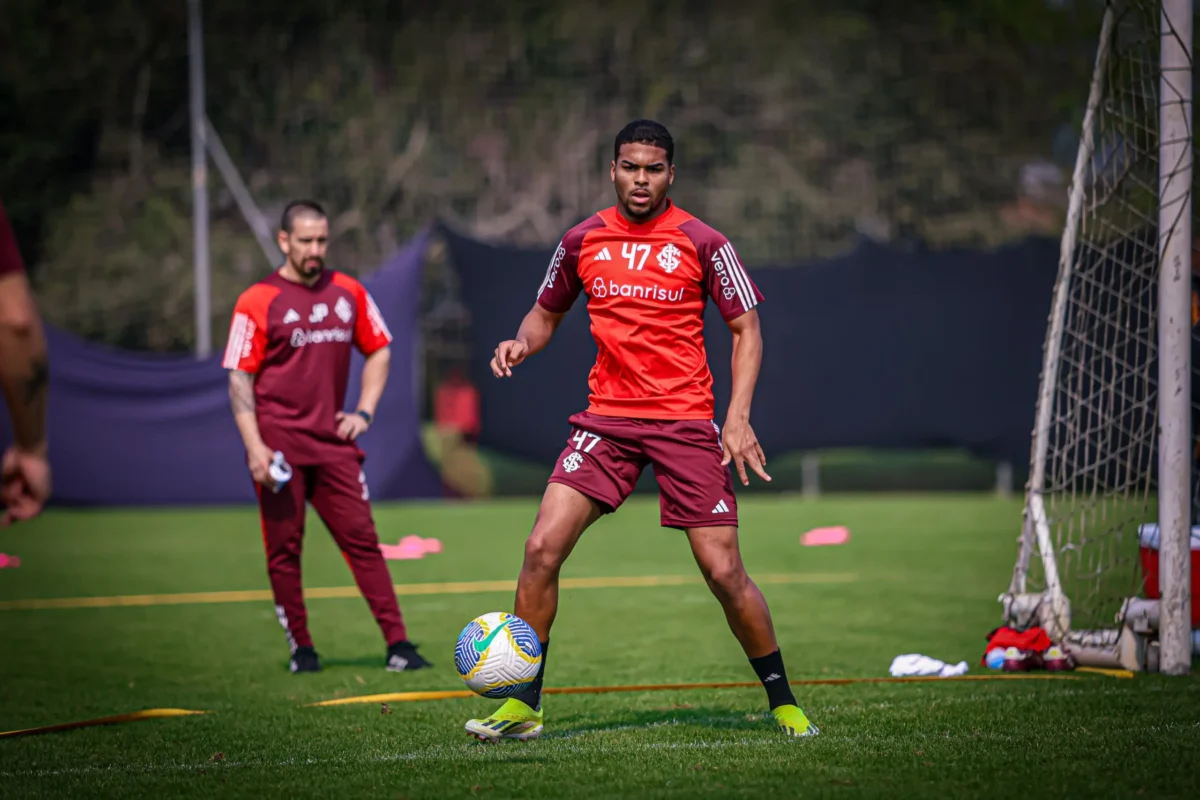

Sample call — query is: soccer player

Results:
[0,198,51,526]
[223,199,431,674]
[465,120,818,741]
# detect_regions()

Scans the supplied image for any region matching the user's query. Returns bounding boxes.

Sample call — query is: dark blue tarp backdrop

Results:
[442,222,1059,468]
[0,228,444,506]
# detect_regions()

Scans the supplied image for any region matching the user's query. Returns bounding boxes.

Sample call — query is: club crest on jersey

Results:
[657,243,682,274]
[335,296,353,323]
[562,452,584,473]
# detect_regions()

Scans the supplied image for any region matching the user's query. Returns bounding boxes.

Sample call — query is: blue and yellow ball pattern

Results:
[454,612,543,698]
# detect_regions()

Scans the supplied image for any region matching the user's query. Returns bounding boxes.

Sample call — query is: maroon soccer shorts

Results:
[548,410,739,529]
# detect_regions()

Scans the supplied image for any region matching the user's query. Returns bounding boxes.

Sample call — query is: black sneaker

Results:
[290,646,322,673]
[385,640,432,672]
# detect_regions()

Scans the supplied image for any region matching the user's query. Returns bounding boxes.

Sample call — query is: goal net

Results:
[1001,0,1194,673]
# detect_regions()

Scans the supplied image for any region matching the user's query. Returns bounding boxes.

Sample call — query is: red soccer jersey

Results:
[223,269,392,465]
[0,200,27,277]
[536,201,763,420]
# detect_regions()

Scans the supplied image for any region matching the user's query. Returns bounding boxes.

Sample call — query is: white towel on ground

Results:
[888,653,969,678]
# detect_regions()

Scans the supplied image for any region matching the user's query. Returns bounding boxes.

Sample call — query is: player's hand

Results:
[491,339,529,378]
[336,411,370,440]
[720,417,771,486]
[0,444,52,526]
[247,442,277,490]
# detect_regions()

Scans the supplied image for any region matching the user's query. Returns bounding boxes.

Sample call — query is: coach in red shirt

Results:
[0,199,51,526]
[223,200,430,675]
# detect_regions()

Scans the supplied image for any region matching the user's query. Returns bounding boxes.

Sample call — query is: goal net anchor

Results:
[998,591,1151,672]
[1001,0,1193,675]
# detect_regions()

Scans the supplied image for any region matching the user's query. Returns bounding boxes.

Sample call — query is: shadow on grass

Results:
[279,655,413,673]
[544,705,772,740]
[316,656,391,669]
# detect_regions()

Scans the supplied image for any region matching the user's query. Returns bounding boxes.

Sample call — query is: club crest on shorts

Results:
[562,452,584,473]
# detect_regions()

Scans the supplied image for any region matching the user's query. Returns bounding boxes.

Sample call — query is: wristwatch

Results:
[356,409,373,425]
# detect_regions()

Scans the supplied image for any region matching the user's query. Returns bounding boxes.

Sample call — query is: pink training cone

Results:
[379,536,443,560]
[0,553,20,568]
[800,527,850,547]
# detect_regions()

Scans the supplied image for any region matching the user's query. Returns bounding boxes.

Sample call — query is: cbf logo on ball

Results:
[455,612,543,698]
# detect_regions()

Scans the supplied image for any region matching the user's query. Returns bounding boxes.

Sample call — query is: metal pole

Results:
[188,0,211,358]
[1158,0,1193,676]
[205,116,282,267]
[995,461,1013,499]
[801,454,820,498]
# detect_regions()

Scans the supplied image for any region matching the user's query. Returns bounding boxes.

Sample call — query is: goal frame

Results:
[1001,0,1193,675]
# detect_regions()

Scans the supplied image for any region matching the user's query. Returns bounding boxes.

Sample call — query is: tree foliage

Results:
[0,0,1102,351]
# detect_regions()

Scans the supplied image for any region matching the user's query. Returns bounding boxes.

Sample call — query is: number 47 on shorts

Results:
[572,430,602,452]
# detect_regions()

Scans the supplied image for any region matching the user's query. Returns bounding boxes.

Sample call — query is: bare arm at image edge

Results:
[0,200,51,524]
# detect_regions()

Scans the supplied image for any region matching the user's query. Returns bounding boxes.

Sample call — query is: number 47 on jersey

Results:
[622,242,650,271]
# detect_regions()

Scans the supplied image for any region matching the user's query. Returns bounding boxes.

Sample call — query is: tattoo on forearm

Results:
[23,357,48,405]
[229,370,256,414]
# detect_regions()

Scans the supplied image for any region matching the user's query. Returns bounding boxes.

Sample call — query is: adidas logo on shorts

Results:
[712,499,730,514]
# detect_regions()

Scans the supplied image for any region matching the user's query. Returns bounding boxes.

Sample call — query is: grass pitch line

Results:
[0,708,207,739]
[305,673,1087,707]
[0,572,852,612]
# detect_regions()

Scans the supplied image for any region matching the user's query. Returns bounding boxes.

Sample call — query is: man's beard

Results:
[298,257,323,276]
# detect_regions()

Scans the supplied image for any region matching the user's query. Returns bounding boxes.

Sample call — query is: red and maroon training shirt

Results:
[223,269,391,465]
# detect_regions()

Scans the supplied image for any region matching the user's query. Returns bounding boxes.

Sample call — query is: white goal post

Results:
[1001,0,1193,675]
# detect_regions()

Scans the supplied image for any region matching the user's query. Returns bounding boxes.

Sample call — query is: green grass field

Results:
[1,495,1197,798]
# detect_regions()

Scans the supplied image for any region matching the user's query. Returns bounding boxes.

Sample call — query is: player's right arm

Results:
[228,370,275,488]
[223,287,276,487]
[491,233,583,379]
[491,304,567,378]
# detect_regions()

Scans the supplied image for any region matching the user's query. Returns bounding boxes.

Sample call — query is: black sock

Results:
[514,640,549,711]
[750,649,797,710]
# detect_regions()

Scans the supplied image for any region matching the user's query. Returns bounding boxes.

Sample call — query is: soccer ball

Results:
[454,612,543,698]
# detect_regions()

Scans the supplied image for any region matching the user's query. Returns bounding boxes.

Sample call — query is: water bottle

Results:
[269,451,293,493]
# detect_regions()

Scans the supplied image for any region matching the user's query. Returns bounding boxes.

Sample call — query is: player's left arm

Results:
[690,225,770,485]
[723,309,771,486]
[338,280,393,441]
[343,346,389,440]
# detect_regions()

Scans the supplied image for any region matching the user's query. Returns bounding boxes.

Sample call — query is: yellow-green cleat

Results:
[465,697,544,742]
[772,704,819,737]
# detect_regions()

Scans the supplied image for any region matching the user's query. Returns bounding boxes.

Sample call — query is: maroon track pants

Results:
[255,455,406,651]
